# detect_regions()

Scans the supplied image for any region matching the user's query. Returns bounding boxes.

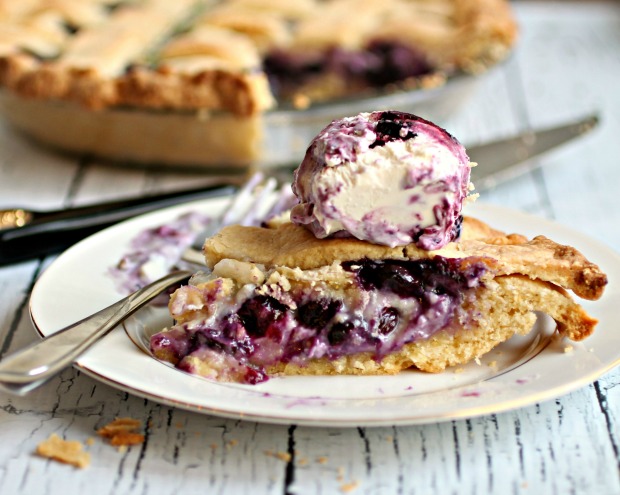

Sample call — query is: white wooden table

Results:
[1,2,619,493]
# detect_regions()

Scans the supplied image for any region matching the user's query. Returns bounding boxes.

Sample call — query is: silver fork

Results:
[0,173,292,395]
[180,172,291,266]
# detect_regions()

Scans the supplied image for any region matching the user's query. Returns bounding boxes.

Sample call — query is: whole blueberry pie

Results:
[0,0,517,166]
[149,111,607,384]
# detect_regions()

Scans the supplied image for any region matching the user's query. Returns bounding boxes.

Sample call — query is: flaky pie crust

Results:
[205,216,607,302]
[0,0,517,113]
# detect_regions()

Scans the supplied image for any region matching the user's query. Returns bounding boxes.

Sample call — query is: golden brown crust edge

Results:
[204,215,503,269]
[0,55,273,115]
[0,0,516,112]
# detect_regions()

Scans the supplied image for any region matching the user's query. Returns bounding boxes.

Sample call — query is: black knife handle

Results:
[0,184,235,265]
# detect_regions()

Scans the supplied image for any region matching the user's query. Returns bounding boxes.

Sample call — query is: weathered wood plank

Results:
[0,3,619,495]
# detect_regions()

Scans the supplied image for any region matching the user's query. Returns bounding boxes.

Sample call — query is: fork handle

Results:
[0,270,191,395]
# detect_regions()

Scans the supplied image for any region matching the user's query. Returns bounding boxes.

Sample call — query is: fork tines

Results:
[220,172,295,229]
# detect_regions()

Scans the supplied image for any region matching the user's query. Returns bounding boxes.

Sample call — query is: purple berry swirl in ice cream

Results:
[290,111,473,250]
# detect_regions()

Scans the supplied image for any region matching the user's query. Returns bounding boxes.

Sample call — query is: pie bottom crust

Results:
[0,91,261,169]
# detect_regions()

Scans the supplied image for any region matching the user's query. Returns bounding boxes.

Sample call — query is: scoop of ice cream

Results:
[290,111,472,250]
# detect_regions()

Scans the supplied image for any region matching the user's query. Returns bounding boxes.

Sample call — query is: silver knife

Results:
[468,114,599,189]
[0,113,599,264]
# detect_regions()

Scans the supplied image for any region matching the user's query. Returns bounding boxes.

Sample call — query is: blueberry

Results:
[188,330,211,354]
[237,296,288,338]
[297,299,342,329]
[383,265,425,298]
[377,307,399,336]
[327,322,353,345]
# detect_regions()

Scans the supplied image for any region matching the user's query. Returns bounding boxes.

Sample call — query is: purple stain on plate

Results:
[460,390,481,397]
[516,374,540,385]
[285,398,328,409]
[109,211,212,296]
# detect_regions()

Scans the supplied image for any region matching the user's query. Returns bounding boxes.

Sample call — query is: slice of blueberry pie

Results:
[151,216,606,384]
[149,111,607,384]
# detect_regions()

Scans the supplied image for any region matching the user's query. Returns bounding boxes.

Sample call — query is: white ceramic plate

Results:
[29,199,620,427]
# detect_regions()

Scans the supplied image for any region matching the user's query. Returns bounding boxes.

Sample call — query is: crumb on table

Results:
[35,433,91,469]
[264,450,292,462]
[340,480,360,493]
[97,417,145,446]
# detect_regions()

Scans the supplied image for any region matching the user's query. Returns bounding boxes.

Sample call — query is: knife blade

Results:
[0,113,599,265]
[468,114,599,189]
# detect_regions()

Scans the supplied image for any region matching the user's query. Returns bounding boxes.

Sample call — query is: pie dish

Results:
[150,215,607,384]
[0,0,517,167]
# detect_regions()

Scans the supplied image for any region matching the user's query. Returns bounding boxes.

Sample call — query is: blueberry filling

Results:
[453,215,464,239]
[151,256,488,384]
[363,41,432,85]
[343,256,484,298]
[264,41,433,100]
[369,111,419,149]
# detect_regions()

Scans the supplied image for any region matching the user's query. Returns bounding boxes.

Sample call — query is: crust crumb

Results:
[337,466,345,481]
[97,417,145,447]
[340,480,360,493]
[226,439,239,450]
[276,451,292,462]
[36,433,90,469]
[264,449,293,462]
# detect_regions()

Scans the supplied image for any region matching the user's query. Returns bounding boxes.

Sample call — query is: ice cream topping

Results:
[291,111,473,250]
